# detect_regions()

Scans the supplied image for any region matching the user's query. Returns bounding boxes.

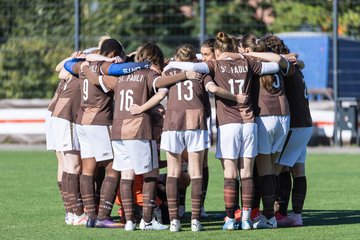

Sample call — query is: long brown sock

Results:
[274,175,280,213]
[235,178,240,209]
[191,178,203,220]
[252,166,261,209]
[67,173,84,216]
[202,167,209,207]
[259,174,275,219]
[166,177,179,221]
[142,177,157,223]
[62,172,73,213]
[279,171,292,215]
[241,177,254,209]
[94,166,106,208]
[120,179,134,222]
[57,181,66,211]
[178,187,186,206]
[97,176,119,221]
[292,176,307,214]
[224,178,237,219]
[80,174,96,220]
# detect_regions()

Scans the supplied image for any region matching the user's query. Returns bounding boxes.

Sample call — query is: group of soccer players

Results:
[45,31,312,232]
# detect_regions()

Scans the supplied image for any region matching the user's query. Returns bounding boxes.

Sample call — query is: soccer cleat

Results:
[169,219,181,232]
[139,218,168,230]
[234,208,242,222]
[178,205,186,218]
[287,213,303,227]
[241,219,252,230]
[251,208,261,222]
[65,212,74,225]
[124,220,136,231]
[95,218,124,228]
[252,215,277,229]
[72,213,88,226]
[86,218,96,228]
[275,212,290,227]
[191,219,204,232]
[222,217,237,230]
[241,208,252,230]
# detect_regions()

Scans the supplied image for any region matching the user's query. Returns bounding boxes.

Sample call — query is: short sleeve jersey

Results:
[162,68,208,131]
[76,61,114,126]
[204,59,262,125]
[52,75,81,122]
[252,69,290,116]
[101,69,161,140]
[284,64,313,128]
[48,79,66,112]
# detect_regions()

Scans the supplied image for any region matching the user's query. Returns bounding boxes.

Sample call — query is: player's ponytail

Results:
[241,34,266,53]
[174,44,197,62]
[214,32,237,54]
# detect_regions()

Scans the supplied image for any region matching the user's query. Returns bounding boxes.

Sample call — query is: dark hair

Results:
[263,35,290,55]
[100,38,125,57]
[201,38,216,50]
[214,32,237,53]
[135,42,164,70]
[174,44,197,62]
[241,34,266,53]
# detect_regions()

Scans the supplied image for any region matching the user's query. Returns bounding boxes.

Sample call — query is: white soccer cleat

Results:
[124,220,136,231]
[169,219,181,232]
[191,219,204,232]
[72,213,88,226]
[178,205,186,218]
[65,212,74,225]
[222,216,236,230]
[139,218,168,230]
[253,215,277,229]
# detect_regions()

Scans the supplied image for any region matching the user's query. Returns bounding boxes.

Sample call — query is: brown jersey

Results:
[162,68,208,131]
[284,64,313,128]
[52,75,81,122]
[48,79,66,112]
[101,69,161,140]
[77,61,114,125]
[252,70,290,116]
[204,59,262,126]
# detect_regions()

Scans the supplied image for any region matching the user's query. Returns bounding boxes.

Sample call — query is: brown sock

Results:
[252,164,261,209]
[178,187,186,206]
[57,181,66,211]
[166,177,179,221]
[67,173,84,216]
[292,176,307,214]
[94,166,106,208]
[259,175,275,219]
[235,178,240,209]
[97,176,119,221]
[279,171,292,216]
[191,178,203,220]
[224,178,237,219]
[202,167,209,207]
[62,172,73,213]
[241,177,254,209]
[80,174,96,220]
[273,175,280,213]
[120,179,134,222]
[142,177,157,223]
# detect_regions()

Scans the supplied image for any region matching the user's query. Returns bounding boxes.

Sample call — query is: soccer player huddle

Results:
[46,31,313,232]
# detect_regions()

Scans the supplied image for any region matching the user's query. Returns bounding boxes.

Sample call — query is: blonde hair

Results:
[135,42,164,70]
[214,32,237,53]
[174,44,197,62]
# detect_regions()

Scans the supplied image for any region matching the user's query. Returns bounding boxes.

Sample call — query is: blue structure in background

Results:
[278,32,360,100]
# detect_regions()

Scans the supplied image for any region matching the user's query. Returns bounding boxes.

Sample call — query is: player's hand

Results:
[72,51,85,58]
[236,93,249,104]
[111,56,123,63]
[80,61,89,72]
[185,71,202,80]
[129,104,143,115]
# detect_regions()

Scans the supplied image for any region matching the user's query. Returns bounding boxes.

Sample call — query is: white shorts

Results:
[256,115,290,154]
[76,124,113,161]
[277,127,313,167]
[53,118,80,152]
[112,139,159,175]
[45,111,56,151]
[216,123,258,159]
[160,130,210,154]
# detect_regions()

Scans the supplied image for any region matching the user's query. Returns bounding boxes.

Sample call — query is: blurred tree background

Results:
[0,0,359,99]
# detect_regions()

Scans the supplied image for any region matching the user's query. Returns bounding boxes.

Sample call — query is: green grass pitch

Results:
[0,150,359,239]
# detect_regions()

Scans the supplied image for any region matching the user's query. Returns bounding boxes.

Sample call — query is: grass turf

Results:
[0,150,359,239]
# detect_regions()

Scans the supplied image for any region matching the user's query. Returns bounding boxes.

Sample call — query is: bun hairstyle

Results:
[135,42,164,70]
[263,35,290,55]
[240,34,266,53]
[214,32,237,53]
[100,38,125,58]
[174,44,197,62]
